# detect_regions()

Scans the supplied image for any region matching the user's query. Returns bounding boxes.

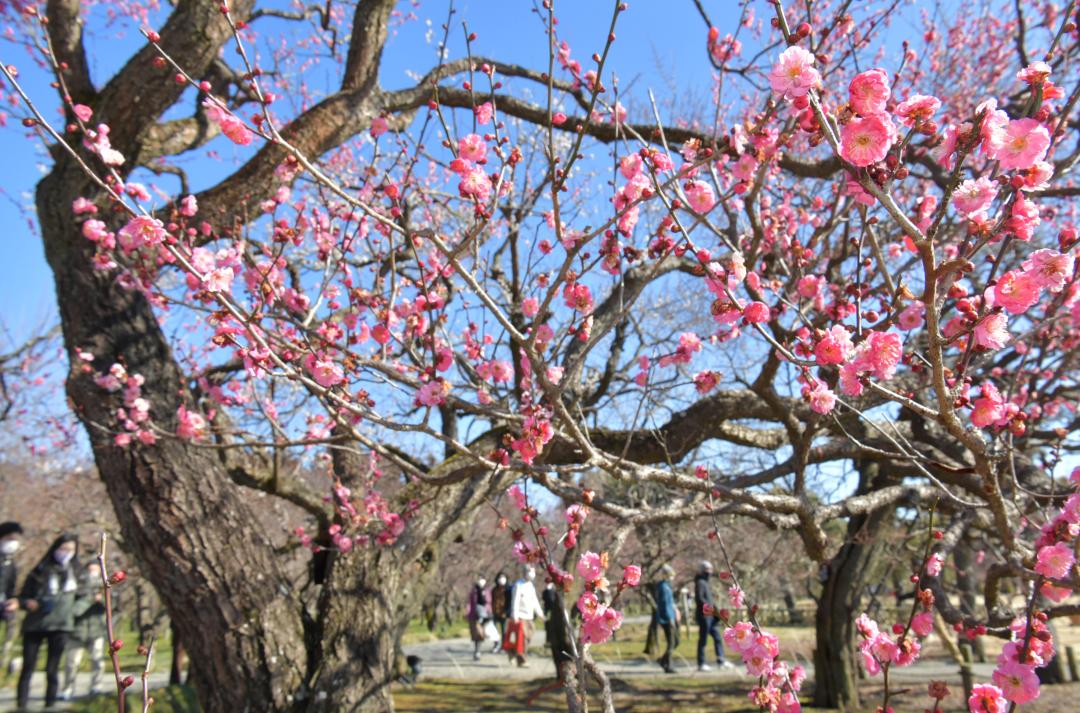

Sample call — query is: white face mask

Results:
[478,579,487,588]
[54,550,75,566]
[497,577,506,585]
[0,540,18,555]
[525,570,535,581]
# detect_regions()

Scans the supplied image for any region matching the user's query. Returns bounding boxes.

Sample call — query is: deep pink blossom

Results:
[814,325,853,366]
[840,114,895,167]
[848,69,889,116]
[1035,541,1075,579]
[993,271,1042,314]
[743,301,770,323]
[971,382,1006,428]
[621,565,641,587]
[968,684,1007,713]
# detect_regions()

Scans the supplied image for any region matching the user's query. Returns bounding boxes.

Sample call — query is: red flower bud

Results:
[109,571,127,585]
[121,675,135,689]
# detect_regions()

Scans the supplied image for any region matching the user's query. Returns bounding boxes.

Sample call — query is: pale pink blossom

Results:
[179,195,198,217]
[416,379,450,406]
[306,355,344,388]
[370,115,389,137]
[804,379,836,415]
[176,406,207,440]
[974,313,1010,350]
[992,660,1040,704]
[1017,61,1051,85]
[117,216,167,253]
[897,301,925,330]
[684,180,716,213]
[840,114,894,167]
[577,551,605,582]
[992,118,1051,170]
[912,611,934,637]
[202,98,253,146]
[895,94,940,127]
[72,104,93,122]
[953,177,997,217]
[768,46,820,100]
[1023,249,1074,292]
[926,552,945,576]
[474,101,494,125]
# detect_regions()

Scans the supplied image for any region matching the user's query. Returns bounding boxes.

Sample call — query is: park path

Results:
[0,670,171,711]
[402,628,997,684]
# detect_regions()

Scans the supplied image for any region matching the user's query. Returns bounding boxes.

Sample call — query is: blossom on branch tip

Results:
[768,46,820,100]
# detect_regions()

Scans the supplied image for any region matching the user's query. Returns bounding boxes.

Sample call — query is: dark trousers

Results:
[658,622,676,669]
[697,616,725,665]
[18,630,68,708]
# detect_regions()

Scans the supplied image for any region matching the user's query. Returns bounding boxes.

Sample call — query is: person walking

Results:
[655,564,678,673]
[489,571,510,653]
[465,574,490,660]
[694,560,733,671]
[502,565,544,667]
[60,561,107,699]
[17,533,85,709]
[1,521,23,675]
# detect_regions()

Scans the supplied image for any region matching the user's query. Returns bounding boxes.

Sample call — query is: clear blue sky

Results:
[0,0,932,345]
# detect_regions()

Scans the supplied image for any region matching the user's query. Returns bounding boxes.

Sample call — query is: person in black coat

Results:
[17,533,85,710]
[693,560,733,671]
[1,521,24,673]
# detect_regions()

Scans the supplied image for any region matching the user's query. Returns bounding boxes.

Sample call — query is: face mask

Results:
[54,550,74,566]
[0,540,18,555]
[526,571,535,581]
[478,579,487,588]
[497,577,506,585]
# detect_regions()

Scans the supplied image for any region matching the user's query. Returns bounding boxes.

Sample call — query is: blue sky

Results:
[0,0,935,345]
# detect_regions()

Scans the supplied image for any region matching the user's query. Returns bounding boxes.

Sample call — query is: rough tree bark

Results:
[811,461,894,710]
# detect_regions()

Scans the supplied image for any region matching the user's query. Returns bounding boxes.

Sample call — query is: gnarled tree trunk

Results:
[811,461,894,710]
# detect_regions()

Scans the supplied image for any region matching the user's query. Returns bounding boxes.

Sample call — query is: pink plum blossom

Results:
[992,118,1051,170]
[840,114,895,167]
[848,68,889,116]
[768,46,820,99]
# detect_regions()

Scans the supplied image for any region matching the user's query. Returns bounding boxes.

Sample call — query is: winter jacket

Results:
[1,554,16,600]
[70,580,107,644]
[490,583,510,619]
[509,579,544,621]
[655,580,676,625]
[19,559,83,634]
[694,572,714,625]
[466,584,489,622]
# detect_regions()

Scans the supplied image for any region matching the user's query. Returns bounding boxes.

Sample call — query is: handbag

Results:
[483,619,499,642]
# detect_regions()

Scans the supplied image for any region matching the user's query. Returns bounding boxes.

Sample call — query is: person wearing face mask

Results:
[502,565,544,667]
[489,571,510,653]
[465,574,491,660]
[17,533,85,710]
[1,521,24,674]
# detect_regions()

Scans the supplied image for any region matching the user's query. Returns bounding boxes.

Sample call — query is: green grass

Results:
[0,623,173,688]
[401,616,471,645]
